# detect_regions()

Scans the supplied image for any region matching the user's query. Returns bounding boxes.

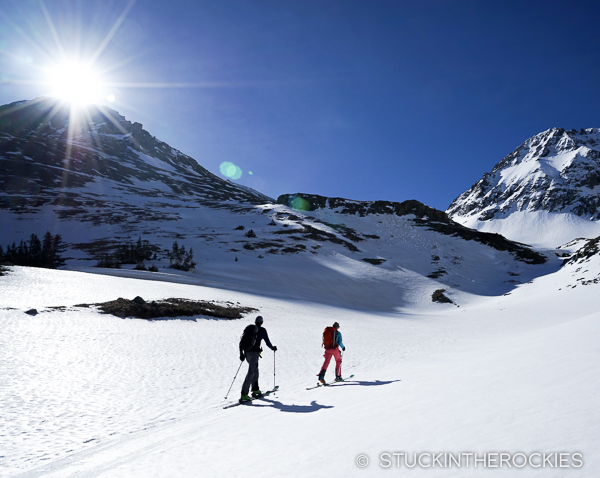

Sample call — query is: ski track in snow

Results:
[1,265,599,477]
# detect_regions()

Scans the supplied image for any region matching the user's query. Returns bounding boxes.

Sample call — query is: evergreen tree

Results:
[135,237,144,263]
[41,231,53,268]
[17,240,28,264]
[51,234,67,268]
[167,241,196,271]
[28,233,42,266]
[183,247,196,270]
[92,236,156,269]
[5,242,17,264]
[2,232,65,268]
[142,239,152,261]
[133,237,152,263]
[96,254,120,268]
[168,241,180,266]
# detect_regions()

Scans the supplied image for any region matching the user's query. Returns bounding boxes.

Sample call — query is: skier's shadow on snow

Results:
[250,399,333,413]
[328,379,400,387]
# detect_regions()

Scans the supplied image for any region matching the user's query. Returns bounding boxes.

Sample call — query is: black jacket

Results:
[250,326,274,352]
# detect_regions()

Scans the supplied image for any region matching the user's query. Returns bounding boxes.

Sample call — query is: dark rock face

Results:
[566,235,600,265]
[0,98,272,219]
[278,193,449,221]
[431,289,453,304]
[447,127,600,222]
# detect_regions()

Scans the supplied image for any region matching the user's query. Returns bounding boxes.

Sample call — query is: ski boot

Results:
[334,376,343,382]
[252,390,264,398]
[239,393,252,403]
[317,369,326,384]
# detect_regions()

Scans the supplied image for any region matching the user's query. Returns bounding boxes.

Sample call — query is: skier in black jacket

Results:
[239,316,277,402]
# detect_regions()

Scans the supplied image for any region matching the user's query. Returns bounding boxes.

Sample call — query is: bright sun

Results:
[46,61,105,106]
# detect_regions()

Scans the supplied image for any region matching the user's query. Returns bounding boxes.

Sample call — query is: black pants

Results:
[241,351,260,395]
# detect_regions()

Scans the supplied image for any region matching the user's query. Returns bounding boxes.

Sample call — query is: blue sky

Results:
[1,0,599,210]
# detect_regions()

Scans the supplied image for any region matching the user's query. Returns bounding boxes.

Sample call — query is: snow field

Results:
[2,265,599,477]
[457,211,600,249]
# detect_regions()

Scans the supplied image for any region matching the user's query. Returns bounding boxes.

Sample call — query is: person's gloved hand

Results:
[342,346,346,351]
[240,351,245,361]
[272,346,277,352]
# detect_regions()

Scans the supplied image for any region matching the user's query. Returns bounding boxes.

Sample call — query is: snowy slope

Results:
[447,127,600,248]
[66,199,559,312]
[2,260,599,477]
[454,210,600,250]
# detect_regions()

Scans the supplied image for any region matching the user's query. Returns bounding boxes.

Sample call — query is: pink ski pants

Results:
[321,347,342,376]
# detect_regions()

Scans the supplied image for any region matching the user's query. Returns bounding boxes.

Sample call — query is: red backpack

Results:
[322,326,337,349]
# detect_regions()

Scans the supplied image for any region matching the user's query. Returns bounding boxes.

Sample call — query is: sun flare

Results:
[46,61,105,106]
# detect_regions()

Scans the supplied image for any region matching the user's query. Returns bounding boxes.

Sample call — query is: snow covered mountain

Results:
[447,127,600,248]
[0,97,558,309]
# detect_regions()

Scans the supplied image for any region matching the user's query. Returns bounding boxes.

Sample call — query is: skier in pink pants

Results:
[318,322,345,383]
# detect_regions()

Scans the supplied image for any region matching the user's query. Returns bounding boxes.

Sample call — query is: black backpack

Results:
[239,324,258,352]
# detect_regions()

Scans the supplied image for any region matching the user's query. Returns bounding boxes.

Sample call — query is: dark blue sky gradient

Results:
[1,0,599,209]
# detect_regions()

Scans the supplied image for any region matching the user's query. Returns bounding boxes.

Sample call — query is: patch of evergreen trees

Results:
[116,237,155,264]
[0,231,66,269]
[96,237,156,269]
[95,238,195,272]
[167,241,196,271]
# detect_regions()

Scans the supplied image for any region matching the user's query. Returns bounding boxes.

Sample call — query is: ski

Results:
[306,374,354,390]
[306,383,326,390]
[223,386,279,409]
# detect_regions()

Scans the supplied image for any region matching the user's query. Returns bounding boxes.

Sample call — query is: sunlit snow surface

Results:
[2,261,600,477]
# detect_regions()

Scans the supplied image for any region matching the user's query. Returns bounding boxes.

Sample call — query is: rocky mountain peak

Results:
[0,97,272,227]
[448,127,600,223]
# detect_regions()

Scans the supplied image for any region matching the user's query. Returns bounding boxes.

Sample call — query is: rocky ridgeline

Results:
[278,193,547,264]
[0,97,271,217]
[566,235,600,265]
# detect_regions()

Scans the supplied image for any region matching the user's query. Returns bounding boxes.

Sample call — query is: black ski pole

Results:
[225,360,244,400]
[273,349,276,389]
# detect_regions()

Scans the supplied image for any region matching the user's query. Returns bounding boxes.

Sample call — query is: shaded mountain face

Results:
[0,97,272,222]
[447,128,600,221]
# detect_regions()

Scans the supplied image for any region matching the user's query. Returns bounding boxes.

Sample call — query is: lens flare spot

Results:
[289,196,311,211]
[106,94,115,102]
[248,171,253,175]
[219,161,242,180]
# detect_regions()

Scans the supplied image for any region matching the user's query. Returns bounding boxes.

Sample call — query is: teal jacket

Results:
[335,330,345,349]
